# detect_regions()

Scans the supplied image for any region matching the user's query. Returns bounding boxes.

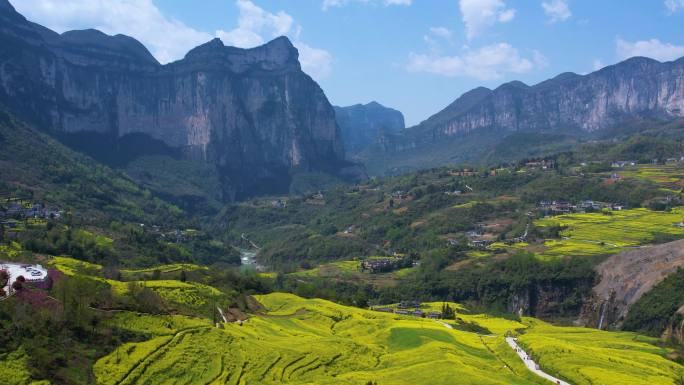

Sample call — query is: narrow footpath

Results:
[506,337,572,385]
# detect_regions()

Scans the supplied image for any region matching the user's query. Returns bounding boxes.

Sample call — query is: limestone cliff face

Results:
[334,101,404,155]
[0,1,347,200]
[403,57,684,144]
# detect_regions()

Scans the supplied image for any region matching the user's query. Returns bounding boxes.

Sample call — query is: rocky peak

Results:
[59,29,159,66]
[183,36,300,73]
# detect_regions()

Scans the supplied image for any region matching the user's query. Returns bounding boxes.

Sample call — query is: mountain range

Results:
[363,55,684,175]
[0,0,361,201]
[2,0,684,195]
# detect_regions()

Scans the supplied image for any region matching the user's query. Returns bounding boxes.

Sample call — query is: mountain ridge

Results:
[0,1,354,201]
[360,54,684,175]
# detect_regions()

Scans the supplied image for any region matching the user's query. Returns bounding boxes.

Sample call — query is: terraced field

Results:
[616,164,684,188]
[50,257,228,314]
[291,257,415,287]
[533,207,684,259]
[120,263,208,280]
[93,293,684,385]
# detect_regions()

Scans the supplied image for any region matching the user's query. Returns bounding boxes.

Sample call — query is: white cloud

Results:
[542,0,571,23]
[592,59,605,71]
[665,0,684,13]
[216,0,294,48]
[423,27,454,53]
[295,42,333,79]
[322,0,411,10]
[429,27,454,39]
[459,0,516,40]
[533,50,550,69]
[616,38,684,62]
[406,43,539,80]
[13,0,333,80]
[12,0,212,64]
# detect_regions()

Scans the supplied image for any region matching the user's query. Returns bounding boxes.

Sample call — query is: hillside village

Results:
[0,197,62,222]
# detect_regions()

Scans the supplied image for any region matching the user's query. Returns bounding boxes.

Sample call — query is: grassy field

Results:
[92,293,684,385]
[532,207,684,259]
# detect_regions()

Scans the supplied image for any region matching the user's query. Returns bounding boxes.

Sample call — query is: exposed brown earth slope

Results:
[579,239,684,329]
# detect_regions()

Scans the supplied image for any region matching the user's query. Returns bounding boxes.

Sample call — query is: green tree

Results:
[441,303,456,319]
[53,275,100,331]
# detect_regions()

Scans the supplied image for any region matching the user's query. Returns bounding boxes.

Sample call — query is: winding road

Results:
[506,337,571,385]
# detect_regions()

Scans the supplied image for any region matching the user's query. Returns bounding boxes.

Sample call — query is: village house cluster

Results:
[372,301,443,319]
[465,223,495,249]
[141,224,199,243]
[538,200,625,215]
[611,156,684,168]
[359,254,414,274]
[522,159,555,170]
[0,199,62,222]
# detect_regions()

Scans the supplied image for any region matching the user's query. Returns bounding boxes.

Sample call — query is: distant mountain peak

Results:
[183,36,299,72]
[496,80,529,90]
[59,28,159,66]
[334,102,405,155]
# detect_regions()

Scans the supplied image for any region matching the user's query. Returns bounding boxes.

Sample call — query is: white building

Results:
[1,262,48,295]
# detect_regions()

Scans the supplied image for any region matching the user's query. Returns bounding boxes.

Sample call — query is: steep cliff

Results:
[334,101,404,155]
[410,57,684,140]
[363,55,684,175]
[0,0,351,200]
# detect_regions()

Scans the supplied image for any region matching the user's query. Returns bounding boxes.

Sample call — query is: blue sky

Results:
[12,0,684,125]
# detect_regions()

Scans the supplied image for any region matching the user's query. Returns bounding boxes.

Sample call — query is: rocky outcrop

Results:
[507,283,589,319]
[394,56,684,148]
[578,239,684,330]
[0,0,351,200]
[662,306,684,344]
[334,101,404,155]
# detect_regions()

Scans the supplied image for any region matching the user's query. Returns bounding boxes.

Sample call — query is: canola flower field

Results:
[50,257,227,314]
[519,319,684,385]
[533,207,684,259]
[91,293,684,385]
[616,164,684,187]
